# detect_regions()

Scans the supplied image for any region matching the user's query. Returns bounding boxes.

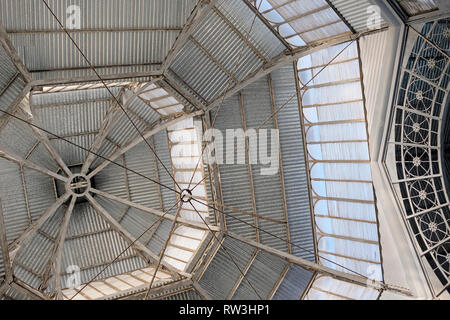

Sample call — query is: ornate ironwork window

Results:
[384,18,450,297]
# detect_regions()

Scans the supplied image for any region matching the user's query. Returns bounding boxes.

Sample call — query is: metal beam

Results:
[79,78,162,172]
[0,148,68,182]
[162,0,219,72]
[88,110,204,178]
[0,24,32,82]
[0,283,10,297]
[239,92,260,242]
[225,232,413,297]
[162,74,206,111]
[85,193,190,279]
[204,28,388,113]
[90,188,219,232]
[268,74,292,253]
[8,193,71,262]
[10,278,48,300]
[192,281,212,300]
[53,196,76,299]
[106,278,193,300]
[80,88,127,174]
[29,70,162,87]
[0,200,12,283]
[6,27,183,34]
[21,100,72,176]
[144,205,182,299]
[242,0,293,51]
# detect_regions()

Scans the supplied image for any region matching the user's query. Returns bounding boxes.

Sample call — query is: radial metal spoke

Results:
[88,110,204,178]
[225,232,411,296]
[42,196,76,299]
[144,205,182,299]
[69,199,182,300]
[85,194,189,279]
[161,0,219,72]
[80,87,127,174]
[8,192,71,261]
[0,148,68,182]
[40,0,184,194]
[90,188,218,232]
[23,99,72,176]
[81,81,160,174]
[188,201,263,300]
[0,107,181,197]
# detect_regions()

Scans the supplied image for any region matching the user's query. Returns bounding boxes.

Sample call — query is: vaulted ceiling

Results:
[0,0,448,300]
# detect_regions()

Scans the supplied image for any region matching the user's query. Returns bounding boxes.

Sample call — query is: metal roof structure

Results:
[0,0,449,300]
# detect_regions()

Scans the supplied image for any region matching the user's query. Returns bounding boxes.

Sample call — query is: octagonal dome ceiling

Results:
[2,0,441,301]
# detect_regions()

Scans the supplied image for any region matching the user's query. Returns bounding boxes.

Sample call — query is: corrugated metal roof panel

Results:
[94,156,129,200]
[3,285,32,300]
[0,74,27,114]
[232,250,288,300]
[49,134,96,167]
[2,0,197,80]
[22,168,57,222]
[124,142,164,210]
[272,65,315,261]
[199,236,256,299]
[33,94,114,138]
[359,29,392,133]
[0,159,30,243]
[171,37,234,103]
[212,95,257,240]
[217,0,286,59]
[159,288,202,300]
[273,264,313,300]
[241,77,289,252]
[170,0,286,103]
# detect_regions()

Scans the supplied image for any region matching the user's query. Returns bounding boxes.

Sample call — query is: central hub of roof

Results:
[54,165,96,204]
[67,174,90,197]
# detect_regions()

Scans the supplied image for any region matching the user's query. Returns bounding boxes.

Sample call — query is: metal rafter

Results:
[41,196,76,299]
[21,100,72,176]
[6,27,183,34]
[204,28,388,113]
[117,278,193,300]
[144,205,182,299]
[242,0,293,51]
[0,24,32,82]
[212,6,268,63]
[11,278,47,300]
[88,110,204,178]
[29,70,162,87]
[8,193,71,264]
[268,74,292,253]
[162,0,219,72]
[80,87,127,174]
[0,148,68,182]
[85,193,189,279]
[80,80,163,176]
[225,232,412,297]
[89,188,218,232]
[192,281,212,300]
[239,92,260,242]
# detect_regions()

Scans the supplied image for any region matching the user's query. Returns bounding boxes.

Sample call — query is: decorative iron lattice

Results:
[387,19,450,296]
